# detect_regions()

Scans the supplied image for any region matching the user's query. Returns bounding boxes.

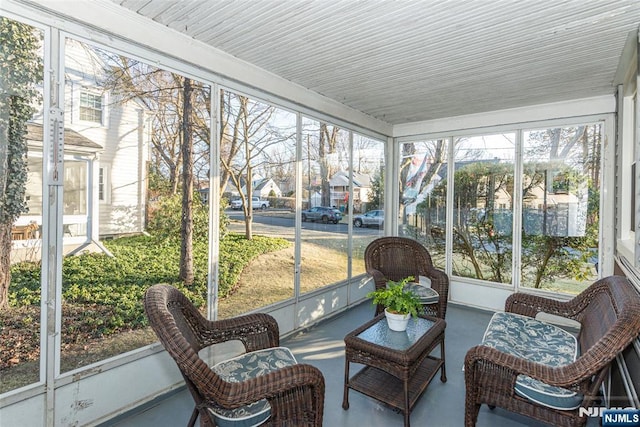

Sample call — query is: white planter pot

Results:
[384,308,410,332]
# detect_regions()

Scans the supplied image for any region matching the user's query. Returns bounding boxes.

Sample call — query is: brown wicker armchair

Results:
[144,284,325,427]
[364,236,449,319]
[464,275,640,427]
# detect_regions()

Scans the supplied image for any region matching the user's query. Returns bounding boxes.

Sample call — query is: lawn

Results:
[2,230,360,392]
[1,232,295,392]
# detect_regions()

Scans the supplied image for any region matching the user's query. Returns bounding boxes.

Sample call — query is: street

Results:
[225,209,383,237]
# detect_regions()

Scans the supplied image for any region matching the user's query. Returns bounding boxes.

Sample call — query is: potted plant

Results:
[367,276,421,331]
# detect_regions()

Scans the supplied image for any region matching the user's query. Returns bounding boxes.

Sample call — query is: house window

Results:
[98,165,110,204]
[64,160,87,215]
[80,91,103,123]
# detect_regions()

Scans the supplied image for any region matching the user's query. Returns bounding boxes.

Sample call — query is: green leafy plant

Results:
[367,276,421,318]
[8,233,289,336]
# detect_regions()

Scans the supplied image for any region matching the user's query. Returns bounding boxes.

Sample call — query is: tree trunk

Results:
[319,123,338,207]
[179,77,194,285]
[534,238,558,289]
[0,223,11,309]
[245,164,254,240]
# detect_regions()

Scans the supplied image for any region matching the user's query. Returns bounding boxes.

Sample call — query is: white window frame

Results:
[98,163,111,204]
[615,35,638,264]
[77,87,108,126]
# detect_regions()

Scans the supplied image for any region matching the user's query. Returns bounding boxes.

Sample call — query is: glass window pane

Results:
[60,37,211,372]
[2,16,44,393]
[399,139,449,269]
[352,134,385,277]
[452,134,515,283]
[219,90,296,317]
[521,125,600,293]
[301,118,349,293]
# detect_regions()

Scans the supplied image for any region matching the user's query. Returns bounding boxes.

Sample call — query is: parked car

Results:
[230,196,270,210]
[301,206,342,224]
[353,209,384,228]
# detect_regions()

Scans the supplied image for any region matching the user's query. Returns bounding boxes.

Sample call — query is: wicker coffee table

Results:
[342,313,446,427]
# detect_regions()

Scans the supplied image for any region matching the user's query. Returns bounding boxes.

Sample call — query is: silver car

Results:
[353,210,384,228]
[301,206,342,224]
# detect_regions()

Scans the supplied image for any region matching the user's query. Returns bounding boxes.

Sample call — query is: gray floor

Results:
[105,302,599,427]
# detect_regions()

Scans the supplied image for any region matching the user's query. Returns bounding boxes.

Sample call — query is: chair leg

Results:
[187,407,198,427]
[464,401,481,427]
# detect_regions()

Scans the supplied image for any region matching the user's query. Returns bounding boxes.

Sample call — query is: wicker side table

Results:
[342,313,446,427]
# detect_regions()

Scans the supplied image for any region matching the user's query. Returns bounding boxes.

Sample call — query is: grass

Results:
[1,236,356,393]
[219,242,362,318]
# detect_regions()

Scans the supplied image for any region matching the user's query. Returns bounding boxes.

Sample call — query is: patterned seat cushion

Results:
[209,347,297,427]
[403,276,439,304]
[481,312,582,410]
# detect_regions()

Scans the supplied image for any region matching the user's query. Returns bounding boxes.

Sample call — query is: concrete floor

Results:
[103,302,600,427]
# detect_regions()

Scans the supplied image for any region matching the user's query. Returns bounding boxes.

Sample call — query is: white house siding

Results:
[96,100,147,236]
[254,178,282,198]
[63,39,148,237]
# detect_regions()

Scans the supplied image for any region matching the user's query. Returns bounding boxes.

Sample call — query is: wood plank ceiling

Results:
[111,0,640,125]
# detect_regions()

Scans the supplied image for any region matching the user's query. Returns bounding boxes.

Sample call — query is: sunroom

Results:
[1,1,639,426]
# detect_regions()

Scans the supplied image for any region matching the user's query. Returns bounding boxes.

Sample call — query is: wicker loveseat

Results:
[144,284,325,427]
[464,275,640,427]
[364,236,449,319]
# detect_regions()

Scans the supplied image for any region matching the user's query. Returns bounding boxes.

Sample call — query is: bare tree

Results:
[318,124,340,207]
[399,139,447,225]
[100,52,209,284]
[104,57,195,195]
[219,91,288,239]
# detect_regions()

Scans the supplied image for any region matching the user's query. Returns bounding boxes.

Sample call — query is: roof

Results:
[26,123,103,152]
[331,171,371,187]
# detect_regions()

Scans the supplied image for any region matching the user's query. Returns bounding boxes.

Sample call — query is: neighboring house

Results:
[253,177,282,198]
[13,39,150,255]
[521,177,587,237]
[330,171,372,212]
[208,177,283,206]
[195,181,210,204]
[239,177,282,199]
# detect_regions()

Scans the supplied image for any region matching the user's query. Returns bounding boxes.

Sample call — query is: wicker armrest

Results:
[504,292,579,320]
[200,313,280,352]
